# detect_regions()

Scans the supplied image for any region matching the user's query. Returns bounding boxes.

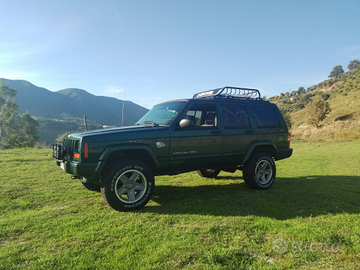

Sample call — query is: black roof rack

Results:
[193,86,261,100]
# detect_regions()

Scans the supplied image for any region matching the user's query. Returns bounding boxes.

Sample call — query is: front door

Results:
[170,103,222,170]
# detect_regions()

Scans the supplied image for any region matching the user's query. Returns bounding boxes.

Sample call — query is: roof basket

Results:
[193,86,261,100]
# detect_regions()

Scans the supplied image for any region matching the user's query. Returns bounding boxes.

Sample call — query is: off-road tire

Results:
[243,152,276,189]
[101,159,154,211]
[196,169,221,178]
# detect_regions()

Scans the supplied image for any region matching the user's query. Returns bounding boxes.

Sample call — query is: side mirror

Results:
[179,118,194,128]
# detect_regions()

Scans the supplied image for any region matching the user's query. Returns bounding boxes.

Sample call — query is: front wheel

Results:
[101,159,154,211]
[243,152,276,189]
[196,169,221,178]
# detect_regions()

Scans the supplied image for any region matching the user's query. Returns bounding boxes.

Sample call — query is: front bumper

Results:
[56,160,98,181]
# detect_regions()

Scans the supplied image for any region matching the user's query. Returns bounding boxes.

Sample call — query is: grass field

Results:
[1,141,360,269]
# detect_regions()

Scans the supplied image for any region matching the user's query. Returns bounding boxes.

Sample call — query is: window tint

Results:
[251,106,281,127]
[137,101,186,125]
[221,104,250,128]
[183,103,217,127]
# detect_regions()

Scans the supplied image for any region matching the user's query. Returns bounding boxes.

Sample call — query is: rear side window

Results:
[251,105,281,127]
[221,104,250,128]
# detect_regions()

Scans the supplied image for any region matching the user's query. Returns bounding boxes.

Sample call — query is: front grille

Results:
[63,138,80,160]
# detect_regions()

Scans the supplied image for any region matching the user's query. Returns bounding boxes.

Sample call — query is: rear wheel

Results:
[196,169,221,178]
[101,159,154,211]
[243,152,276,189]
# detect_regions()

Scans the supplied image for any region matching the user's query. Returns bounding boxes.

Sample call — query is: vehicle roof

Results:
[155,86,272,107]
[156,97,271,107]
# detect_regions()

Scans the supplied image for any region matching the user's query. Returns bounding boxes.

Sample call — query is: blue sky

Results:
[1,0,360,109]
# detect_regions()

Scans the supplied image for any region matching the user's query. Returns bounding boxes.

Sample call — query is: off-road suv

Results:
[53,87,292,211]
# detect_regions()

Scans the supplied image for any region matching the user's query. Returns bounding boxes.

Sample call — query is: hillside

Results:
[0,78,149,145]
[269,67,360,141]
[0,79,148,127]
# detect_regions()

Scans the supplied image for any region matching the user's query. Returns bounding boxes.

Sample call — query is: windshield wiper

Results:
[144,121,159,126]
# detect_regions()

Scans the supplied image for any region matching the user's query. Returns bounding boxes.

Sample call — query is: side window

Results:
[221,104,250,128]
[251,106,281,127]
[184,110,203,127]
[181,103,217,128]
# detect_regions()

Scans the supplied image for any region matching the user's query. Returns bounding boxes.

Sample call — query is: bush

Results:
[305,96,331,127]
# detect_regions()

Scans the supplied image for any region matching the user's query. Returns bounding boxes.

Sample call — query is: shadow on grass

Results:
[143,175,360,220]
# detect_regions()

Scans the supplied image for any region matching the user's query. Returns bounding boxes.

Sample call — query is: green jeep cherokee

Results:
[53,87,292,211]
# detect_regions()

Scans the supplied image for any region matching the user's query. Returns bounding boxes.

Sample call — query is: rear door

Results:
[169,102,223,169]
[249,104,288,149]
[221,103,256,165]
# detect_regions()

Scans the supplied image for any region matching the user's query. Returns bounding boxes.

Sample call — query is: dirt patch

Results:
[290,118,360,141]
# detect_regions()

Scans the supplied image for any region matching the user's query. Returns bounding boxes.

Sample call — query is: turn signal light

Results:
[74,153,80,159]
[287,133,291,148]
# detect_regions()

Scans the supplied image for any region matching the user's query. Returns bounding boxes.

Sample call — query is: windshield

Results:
[136,101,187,126]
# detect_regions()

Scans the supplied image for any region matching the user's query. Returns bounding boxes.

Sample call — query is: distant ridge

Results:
[0,78,148,126]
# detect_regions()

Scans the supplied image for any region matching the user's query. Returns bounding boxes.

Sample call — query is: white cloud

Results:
[339,46,360,60]
[102,85,125,97]
[0,70,38,81]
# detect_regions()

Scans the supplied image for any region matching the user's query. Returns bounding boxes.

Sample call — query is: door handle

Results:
[211,130,222,134]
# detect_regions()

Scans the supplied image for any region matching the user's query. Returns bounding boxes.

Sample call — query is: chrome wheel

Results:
[115,169,147,203]
[243,152,276,189]
[101,159,155,211]
[255,160,273,185]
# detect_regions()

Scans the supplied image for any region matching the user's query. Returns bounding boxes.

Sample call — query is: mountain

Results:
[0,79,148,127]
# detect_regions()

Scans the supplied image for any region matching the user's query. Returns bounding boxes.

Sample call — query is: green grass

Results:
[1,141,360,269]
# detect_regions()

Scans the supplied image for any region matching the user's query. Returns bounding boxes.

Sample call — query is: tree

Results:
[328,65,344,78]
[297,87,306,95]
[0,82,39,148]
[18,111,40,147]
[348,60,360,71]
[305,96,331,127]
[4,125,21,149]
[0,82,18,143]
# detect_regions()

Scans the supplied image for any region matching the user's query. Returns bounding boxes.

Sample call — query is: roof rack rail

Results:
[193,86,261,100]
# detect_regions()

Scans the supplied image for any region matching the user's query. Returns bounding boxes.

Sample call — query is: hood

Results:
[69,125,169,139]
